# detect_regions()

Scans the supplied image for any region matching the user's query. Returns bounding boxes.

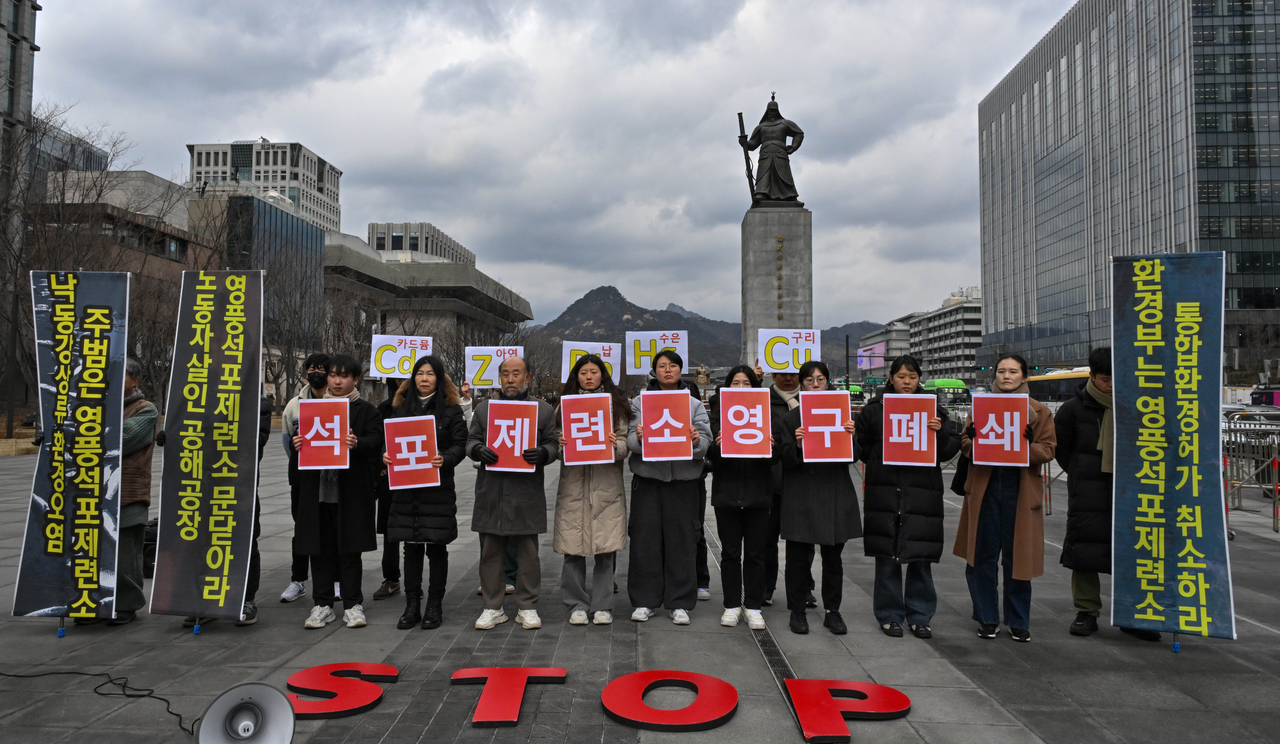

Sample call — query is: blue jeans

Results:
[965,467,1032,630]
[873,557,936,627]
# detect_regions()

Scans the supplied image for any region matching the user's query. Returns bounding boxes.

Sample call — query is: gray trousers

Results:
[561,553,615,613]
[480,534,540,611]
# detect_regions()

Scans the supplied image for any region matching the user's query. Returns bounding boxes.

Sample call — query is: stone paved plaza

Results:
[1,445,1279,743]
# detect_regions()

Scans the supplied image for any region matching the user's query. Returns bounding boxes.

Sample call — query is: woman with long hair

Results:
[554,354,633,625]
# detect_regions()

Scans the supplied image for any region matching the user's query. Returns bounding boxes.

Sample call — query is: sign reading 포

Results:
[641,390,693,461]
[718,388,772,458]
[369,335,433,379]
[625,331,688,377]
[970,394,1030,467]
[465,346,524,389]
[758,329,821,374]
[485,400,540,472]
[299,399,350,470]
[800,390,852,462]
[560,341,622,384]
[882,394,937,467]
[385,416,440,489]
[560,393,615,466]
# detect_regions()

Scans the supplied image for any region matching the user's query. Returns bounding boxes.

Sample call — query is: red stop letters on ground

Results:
[600,670,739,732]
[450,667,568,726]
[285,662,400,719]
[784,678,912,743]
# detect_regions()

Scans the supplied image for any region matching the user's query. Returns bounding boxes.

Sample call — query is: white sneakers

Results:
[569,610,589,625]
[697,588,712,601]
[631,607,654,622]
[304,605,335,629]
[670,609,691,625]
[343,605,367,628]
[720,607,741,627]
[475,608,508,629]
[593,611,613,625]
[517,609,542,629]
[280,581,306,603]
[745,609,766,630]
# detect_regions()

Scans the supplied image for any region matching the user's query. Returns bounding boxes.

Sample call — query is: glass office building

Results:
[978,0,1280,372]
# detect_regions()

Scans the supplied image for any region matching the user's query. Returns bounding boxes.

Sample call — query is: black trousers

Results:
[628,476,700,611]
[311,503,364,609]
[381,538,401,582]
[289,482,309,582]
[764,491,782,596]
[403,542,448,597]
[696,474,710,589]
[714,505,771,609]
[785,540,845,613]
[245,498,262,602]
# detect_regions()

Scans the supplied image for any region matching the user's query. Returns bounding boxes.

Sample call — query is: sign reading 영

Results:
[369,335,433,379]
[759,329,820,374]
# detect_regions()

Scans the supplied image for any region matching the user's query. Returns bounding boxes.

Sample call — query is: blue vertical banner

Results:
[1111,252,1234,639]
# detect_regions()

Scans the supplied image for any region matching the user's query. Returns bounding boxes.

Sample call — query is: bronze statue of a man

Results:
[738,95,804,205]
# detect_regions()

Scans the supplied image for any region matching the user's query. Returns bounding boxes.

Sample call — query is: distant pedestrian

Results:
[280,353,329,604]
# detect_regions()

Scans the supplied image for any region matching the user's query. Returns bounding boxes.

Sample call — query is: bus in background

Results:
[835,381,866,402]
[1027,367,1090,405]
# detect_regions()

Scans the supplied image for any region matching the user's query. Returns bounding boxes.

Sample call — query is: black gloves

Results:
[522,447,549,466]
[473,445,499,465]
[155,430,166,447]
[1025,424,1034,443]
[964,423,975,440]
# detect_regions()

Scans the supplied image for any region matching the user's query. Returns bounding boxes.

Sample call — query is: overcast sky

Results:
[35,0,1075,326]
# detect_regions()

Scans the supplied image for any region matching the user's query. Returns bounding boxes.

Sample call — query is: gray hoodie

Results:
[627,393,711,482]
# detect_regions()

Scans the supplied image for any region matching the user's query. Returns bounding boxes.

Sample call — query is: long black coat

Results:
[294,398,384,555]
[384,395,468,544]
[855,394,958,563]
[768,387,797,495]
[1054,383,1113,573]
[375,398,395,535]
[776,407,862,545]
[707,391,777,510]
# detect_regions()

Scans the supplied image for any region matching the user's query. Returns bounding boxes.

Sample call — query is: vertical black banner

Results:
[150,270,263,620]
[14,271,130,618]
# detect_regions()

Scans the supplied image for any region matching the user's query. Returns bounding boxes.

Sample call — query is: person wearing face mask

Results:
[280,353,330,604]
[707,365,777,630]
[382,357,468,630]
[776,360,860,635]
[855,355,959,639]
[467,356,560,631]
[553,354,632,626]
[954,353,1056,643]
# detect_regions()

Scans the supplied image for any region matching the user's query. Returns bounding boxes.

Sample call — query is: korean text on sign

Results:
[758,329,821,374]
[465,346,524,389]
[486,400,540,472]
[719,388,772,459]
[882,394,937,467]
[641,390,693,461]
[970,394,1030,467]
[625,331,688,377]
[369,335,433,379]
[299,399,349,470]
[800,390,852,462]
[560,341,622,384]
[385,416,441,489]
[560,393,615,466]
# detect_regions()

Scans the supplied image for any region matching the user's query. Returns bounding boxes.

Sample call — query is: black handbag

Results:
[950,454,970,496]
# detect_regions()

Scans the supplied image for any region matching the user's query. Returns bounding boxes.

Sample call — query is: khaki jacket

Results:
[552,406,629,556]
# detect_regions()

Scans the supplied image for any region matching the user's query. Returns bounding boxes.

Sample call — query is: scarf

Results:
[774,385,800,410]
[1086,379,1114,474]
[325,388,361,402]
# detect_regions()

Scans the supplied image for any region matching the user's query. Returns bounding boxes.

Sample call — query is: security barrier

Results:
[1223,413,1280,533]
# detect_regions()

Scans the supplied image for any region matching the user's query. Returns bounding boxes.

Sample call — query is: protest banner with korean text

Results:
[465,346,524,389]
[719,388,772,458]
[14,272,129,619]
[298,399,350,470]
[625,331,688,376]
[560,341,622,384]
[560,393,614,466]
[486,400,540,472]
[800,391,852,462]
[882,394,937,467]
[970,394,1030,467]
[758,329,821,374]
[385,416,440,489]
[151,270,263,621]
[1112,253,1234,639]
[641,390,693,461]
[369,335,433,379]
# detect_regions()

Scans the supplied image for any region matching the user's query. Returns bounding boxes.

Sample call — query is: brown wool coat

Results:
[552,404,629,557]
[952,398,1056,581]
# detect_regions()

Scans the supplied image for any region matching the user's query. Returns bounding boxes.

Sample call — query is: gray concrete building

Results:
[858,312,919,382]
[186,138,341,232]
[908,286,984,385]
[367,222,476,266]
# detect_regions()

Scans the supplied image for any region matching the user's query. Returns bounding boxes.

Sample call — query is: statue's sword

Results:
[737,112,755,197]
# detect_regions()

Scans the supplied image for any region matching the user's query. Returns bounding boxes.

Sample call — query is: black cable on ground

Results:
[0,669,200,736]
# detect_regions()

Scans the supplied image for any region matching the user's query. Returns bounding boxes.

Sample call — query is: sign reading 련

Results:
[970,394,1030,467]
[14,271,129,620]
[718,388,772,458]
[1111,253,1234,639]
[800,390,852,462]
[560,393,614,466]
[641,390,693,461]
[299,399,350,470]
[758,329,821,374]
[486,400,540,472]
[882,394,937,467]
[385,416,440,489]
[625,331,687,377]
[561,341,622,384]
[465,346,524,389]
[369,335,433,379]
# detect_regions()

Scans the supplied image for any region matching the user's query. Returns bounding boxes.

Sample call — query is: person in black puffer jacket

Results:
[382,356,468,630]
[855,355,959,639]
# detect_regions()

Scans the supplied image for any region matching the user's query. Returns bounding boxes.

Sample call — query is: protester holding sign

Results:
[777,361,860,635]
[954,354,1056,642]
[553,354,632,626]
[292,355,385,630]
[627,350,712,626]
[763,361,801,606]
[855,355,957,639]
[280,353,330,604]
[373,380,406,605]
[382,356,468,631]
[467,356,559,631]
[707,366,776,630]
[102,359,158,627]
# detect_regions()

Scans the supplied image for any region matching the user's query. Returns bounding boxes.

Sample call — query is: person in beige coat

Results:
[554,354,632,626]
[953,353,1056,643]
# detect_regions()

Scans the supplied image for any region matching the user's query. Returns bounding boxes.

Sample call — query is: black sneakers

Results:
[236,602,258,626]
[881,621,903,637]
[824,611,847,635]
[1010,627,1031,643]
[373,580,401,600]
[789,611,809,634]
[977,623,999,639]
[1070,612,1098,636]
[909,624,932,639]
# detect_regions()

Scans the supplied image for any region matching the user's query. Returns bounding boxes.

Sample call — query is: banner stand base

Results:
[1172,632,1180,654]
[58,617,64,638]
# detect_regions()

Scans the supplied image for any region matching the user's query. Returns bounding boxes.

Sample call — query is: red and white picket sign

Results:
[882,394,937,467]
[800,390,853,462]
[486,400,540,472]
[561,393,614,466]
[719,388,771,458]
[384,416,440,489]
[641,390,693,461]
[971,393,1030,467]
[299,398,349,470]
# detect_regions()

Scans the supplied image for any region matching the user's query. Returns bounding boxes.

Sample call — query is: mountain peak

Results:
[665,303,705,319]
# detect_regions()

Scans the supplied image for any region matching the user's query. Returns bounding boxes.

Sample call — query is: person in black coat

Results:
[777,360,860,636]
[855,355,958,639]
[707,365,778,630]
[382,356,468,630]
[372,379,407,603]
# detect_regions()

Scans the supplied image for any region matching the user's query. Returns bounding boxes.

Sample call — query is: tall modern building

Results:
[367,222,476,266]
[186,138,341,232]
[978,0,1279,374]
[857,313,919,382]
[909,286,984,385]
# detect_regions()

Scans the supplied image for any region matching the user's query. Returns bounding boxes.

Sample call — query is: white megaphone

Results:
[198,682,295,743]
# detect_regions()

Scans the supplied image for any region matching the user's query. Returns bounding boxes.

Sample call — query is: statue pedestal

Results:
[741,206,813,367]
